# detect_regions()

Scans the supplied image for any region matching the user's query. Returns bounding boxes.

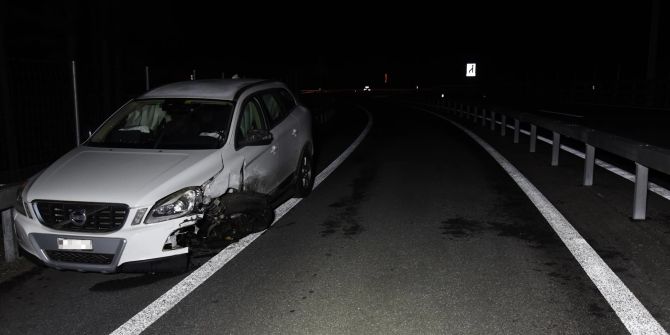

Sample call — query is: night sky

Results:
[4,1,667,89]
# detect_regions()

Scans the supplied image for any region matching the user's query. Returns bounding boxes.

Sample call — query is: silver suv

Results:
[14,79,314,272]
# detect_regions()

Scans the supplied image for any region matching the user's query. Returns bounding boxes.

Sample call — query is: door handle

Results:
[271,145,277,154]
[291,129,298,137]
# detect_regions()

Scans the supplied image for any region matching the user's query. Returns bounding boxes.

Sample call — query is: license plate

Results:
[57,238,93,250]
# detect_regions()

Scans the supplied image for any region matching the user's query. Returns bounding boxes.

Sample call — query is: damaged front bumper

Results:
[13,210,200,273]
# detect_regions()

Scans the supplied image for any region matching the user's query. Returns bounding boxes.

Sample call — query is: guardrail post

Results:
[514,119,520,143]
[584,144,595,186]
[2,208,18,263]
[481,108,487,126]
[530,124,537,152]
[551,132,561,166]
[500,115,506,136]
[633,163,649,220]
[490,111,496,131]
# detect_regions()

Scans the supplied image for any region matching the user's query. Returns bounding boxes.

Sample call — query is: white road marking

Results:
[418,107,667,335]
[111,108,374,335]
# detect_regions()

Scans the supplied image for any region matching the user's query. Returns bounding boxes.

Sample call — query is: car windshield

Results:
[87,99,234,149]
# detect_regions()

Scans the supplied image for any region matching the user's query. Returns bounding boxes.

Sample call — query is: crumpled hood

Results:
[27,147,222,207]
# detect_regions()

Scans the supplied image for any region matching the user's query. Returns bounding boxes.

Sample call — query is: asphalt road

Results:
[0,97,645,334]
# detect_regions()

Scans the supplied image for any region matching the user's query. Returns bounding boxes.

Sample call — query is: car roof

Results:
[138,79,276,101]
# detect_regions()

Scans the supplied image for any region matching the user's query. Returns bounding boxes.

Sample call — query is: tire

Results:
[295,146,314,198]
[223,192,275,236]
[202,192,274,238]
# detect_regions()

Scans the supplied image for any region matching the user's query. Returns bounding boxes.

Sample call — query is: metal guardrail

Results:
[421,97,670,220]
[1,183,20,262]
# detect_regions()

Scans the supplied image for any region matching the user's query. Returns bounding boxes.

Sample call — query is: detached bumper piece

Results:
[118,253,189,273]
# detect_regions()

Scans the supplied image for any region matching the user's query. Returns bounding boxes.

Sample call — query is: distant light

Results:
[592,84,596,91]
[416,85,419,91]
[441,93,445,98]
[384,73,389,84]
[466,63,477,77]
[363,85,371,92]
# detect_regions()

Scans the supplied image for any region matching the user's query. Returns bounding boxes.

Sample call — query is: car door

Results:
[235,95,281,194]
[276,88,302,169]
[259,90,297,184]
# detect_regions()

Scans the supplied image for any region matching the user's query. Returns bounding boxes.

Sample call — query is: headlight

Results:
[146,187,202,224]
[14,185,26,216]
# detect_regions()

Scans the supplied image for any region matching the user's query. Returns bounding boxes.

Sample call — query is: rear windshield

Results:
[86,99,234,149]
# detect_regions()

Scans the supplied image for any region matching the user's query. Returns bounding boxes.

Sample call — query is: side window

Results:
[277,89,296,113]
[260,92,285,127]
[236,97,268,146]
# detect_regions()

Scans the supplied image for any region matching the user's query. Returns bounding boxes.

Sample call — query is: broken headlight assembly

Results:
[146,187,203,224]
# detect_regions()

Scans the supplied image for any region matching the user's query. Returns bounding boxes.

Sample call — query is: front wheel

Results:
[295,148,314,198]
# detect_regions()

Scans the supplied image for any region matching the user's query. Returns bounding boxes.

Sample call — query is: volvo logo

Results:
[69,209,87,226]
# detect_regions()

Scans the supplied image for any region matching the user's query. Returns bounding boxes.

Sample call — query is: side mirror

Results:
[239,129,273,147]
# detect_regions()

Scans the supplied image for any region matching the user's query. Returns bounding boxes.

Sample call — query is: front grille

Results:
[45,250,114,265]
[35,201,129,232]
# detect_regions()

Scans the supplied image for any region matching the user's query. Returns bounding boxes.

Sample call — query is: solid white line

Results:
[418,107,667,335]
[111,108,374,335]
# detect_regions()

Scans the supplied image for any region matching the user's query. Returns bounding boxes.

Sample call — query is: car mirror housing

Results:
[239,129,273,147]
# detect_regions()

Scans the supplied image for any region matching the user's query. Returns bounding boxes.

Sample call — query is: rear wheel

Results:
[295,147,314,197]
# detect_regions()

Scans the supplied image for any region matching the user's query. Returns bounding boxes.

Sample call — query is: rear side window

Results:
[277,89,296,112]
